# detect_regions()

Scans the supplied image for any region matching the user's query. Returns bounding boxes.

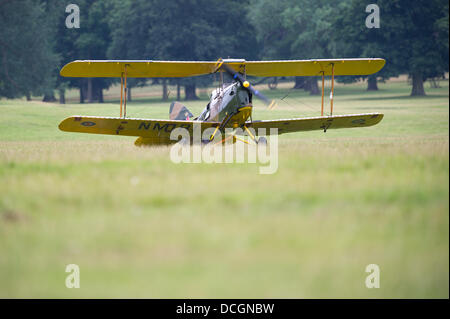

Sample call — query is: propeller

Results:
[220,63,276,109]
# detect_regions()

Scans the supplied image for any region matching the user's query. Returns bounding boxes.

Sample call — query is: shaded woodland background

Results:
[0,0,448,102]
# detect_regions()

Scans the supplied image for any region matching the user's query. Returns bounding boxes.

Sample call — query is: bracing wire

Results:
[275,85,331,116]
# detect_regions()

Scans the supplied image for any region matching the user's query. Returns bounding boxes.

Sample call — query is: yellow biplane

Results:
[58,58,385,146]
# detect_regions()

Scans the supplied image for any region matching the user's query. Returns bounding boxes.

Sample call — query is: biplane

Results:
[58,58,385,146]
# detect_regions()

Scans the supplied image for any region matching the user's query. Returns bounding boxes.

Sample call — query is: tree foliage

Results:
[107,0,259,100]
[0,0,59,99]
[248,0,342,93]
[332,0,449,95]
[0,0,448,100]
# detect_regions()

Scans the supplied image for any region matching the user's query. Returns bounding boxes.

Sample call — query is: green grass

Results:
[0,78,448,298]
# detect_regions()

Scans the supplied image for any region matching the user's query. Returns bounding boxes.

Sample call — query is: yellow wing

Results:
[58,116,219,139]
[60,114,383,138]
[245,113,384,134]
[244,59,385,77]
[60,60,218,78]
[60,58,385,78]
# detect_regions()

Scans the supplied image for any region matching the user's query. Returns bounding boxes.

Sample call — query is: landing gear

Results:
[207,122,268,146]
[243,125,268,145]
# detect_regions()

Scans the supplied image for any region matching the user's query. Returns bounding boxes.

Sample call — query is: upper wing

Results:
[60,60,218,78]
[244,59,385,77]
[245,113,384,135]
[58,116,219,138]
[60,58,385,78]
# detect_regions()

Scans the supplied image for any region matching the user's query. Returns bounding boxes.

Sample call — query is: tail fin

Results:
[169,102,194,121]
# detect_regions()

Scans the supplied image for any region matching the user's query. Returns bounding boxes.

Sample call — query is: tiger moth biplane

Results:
[58,58,385,146]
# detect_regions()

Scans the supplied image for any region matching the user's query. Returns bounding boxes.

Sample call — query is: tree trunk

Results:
[87,78,93,103]
[98,87,103,103]
[59,88,65,104]
[293,76,306,89]
[177,80,181,100]
[26,92,31,101]
[411,73,425,96]
[367,75,378,91]
[429,78,440,88]
[162,79,168,101]
[79,83,85,103]
[127,87,132,102]
[42,91,56,102]
[80,87,84,103]
[79,79,84,103]
[307,78,320,95]
[184,84,198,100]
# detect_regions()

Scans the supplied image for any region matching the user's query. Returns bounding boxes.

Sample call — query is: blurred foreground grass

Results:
[0,78,448,298]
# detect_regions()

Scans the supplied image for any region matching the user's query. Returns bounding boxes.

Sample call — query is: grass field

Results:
[0,78,448,298]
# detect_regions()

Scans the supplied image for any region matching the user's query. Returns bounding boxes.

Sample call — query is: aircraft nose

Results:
[235,104,253,123]
[238,103,252,111]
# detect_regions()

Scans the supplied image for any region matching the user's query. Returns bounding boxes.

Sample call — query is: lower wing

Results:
[59,113,383,141]
[58,116,219,139]
[245,113,383,134]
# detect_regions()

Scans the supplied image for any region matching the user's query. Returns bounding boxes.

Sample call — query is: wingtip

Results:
[59,62,72,77]
[58,117,69,131]
[370,113,384,126]
[60,61,86,77]
[58,116,79,131]
[373,59,386,74]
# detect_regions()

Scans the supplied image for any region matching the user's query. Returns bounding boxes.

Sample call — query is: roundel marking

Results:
[81,121,96,127]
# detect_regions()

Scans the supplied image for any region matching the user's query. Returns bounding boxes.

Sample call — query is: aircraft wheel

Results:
[201,139,212,145]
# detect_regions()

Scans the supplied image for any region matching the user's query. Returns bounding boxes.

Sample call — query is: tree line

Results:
[0,0,448,102]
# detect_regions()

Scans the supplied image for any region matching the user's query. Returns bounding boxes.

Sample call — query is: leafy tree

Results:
[4,0,446,103]
[107,0,148,101]
[330,1,390,90]
[0,0,59,99]
[51,0,80,103]
[108,0,259,100]
[53,0,114,103]
[333,0,449,96]
[249,0,342,94]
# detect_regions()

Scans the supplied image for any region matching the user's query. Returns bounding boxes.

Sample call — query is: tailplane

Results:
[169,102,194,120]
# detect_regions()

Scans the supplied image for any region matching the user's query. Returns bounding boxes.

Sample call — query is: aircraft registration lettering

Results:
[138,122,152,130]
[153,123,177,133]
[138,122,192,132]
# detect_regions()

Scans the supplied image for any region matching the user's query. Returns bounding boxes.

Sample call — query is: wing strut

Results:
[320,71,325,116]
[330,63,335,116]
[119,65,129,118]
[320,63,335,117]
[124,65,128,118]
[120,73,123,117]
